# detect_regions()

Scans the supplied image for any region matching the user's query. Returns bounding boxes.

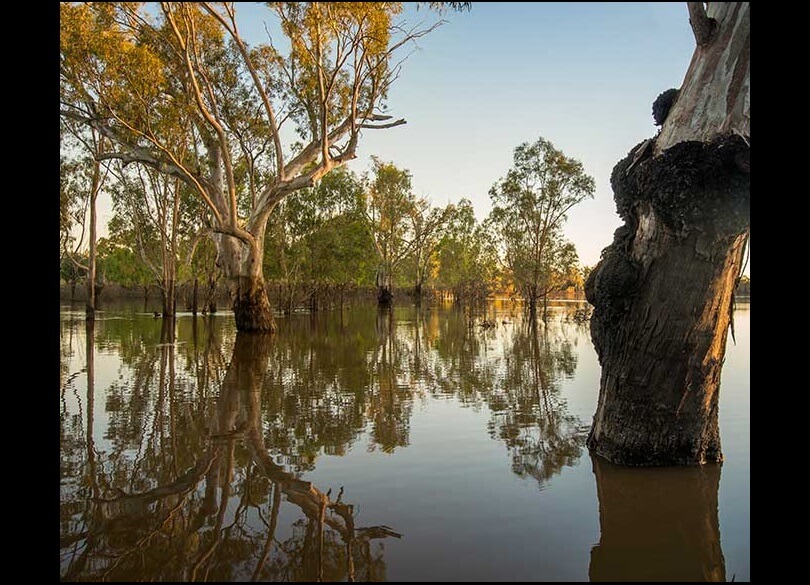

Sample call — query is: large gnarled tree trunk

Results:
[585,2,749,465]
[215,233,276,332]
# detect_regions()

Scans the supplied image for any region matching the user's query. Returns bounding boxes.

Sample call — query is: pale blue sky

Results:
[339,2,699,268]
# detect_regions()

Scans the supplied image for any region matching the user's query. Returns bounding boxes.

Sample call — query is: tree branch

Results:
[360,119,406,130]
[200,2,286,181]
[166,3,239,230]
[62,108,226,227]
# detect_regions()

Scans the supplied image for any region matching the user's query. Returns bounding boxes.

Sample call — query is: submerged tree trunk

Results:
[191,277,199,315]
[85,172,98,320]
[206,275,218,314]
[93,276,104,308]
[233,274,274,331]
[377,265,393,306]
[585,3,749,465]
[217,234,275,332]
[162,278,176,318]
[525,284,538,317]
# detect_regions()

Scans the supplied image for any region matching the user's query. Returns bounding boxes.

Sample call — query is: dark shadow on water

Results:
[589,454,726,582]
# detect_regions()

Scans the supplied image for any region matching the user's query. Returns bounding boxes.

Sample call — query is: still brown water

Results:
[59,300,750,581]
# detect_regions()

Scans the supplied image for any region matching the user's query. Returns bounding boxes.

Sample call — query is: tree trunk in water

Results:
[588,455,726,581]
[217,234,275,332]
[191,277,199,316]
[585,3,749,466]
[526,285,537,317]
[84,151,103,320]
[85,203,97,320]
[377,265,393,306]
[207,276,218,313]
[232,275,275,332]
[162,278,175,317]
[377,286,392,306]
[93,280,104,310]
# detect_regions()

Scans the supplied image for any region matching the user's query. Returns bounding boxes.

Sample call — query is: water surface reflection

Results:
[59,302,746,581]
[589,456,726,582]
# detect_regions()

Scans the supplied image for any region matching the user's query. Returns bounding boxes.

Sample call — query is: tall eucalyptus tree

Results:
[61,2,452,330]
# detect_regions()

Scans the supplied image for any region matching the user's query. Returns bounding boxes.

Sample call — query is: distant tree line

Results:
[62,135,593,316]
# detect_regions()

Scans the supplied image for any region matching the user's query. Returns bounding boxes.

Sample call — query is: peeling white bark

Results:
[655,2,750,154]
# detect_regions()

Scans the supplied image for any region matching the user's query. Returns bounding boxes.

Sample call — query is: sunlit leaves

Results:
[61,2,443,241]
[60,3,165,117]
[435,198,498,302]
[364,158,417,275]
[487,137,595,301]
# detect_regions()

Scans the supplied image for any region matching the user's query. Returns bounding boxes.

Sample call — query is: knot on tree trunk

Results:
[612,134,750,236]
[584,231,640,359]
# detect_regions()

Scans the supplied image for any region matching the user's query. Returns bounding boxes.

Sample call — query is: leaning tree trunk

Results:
[216,234,275,332]
[585,2,749,465]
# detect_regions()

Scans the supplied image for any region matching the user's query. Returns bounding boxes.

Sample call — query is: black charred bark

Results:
[233,276,276,333]
[585,135,749,465]
[377,286,393,306]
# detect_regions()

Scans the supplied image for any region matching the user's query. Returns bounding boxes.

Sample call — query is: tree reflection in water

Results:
[589,455,726,582]
[59,304,589,581]
[60,315,400,582]
[429,307,586,487]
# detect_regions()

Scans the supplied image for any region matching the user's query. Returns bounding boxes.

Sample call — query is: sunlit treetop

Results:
[60,2,452,245]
